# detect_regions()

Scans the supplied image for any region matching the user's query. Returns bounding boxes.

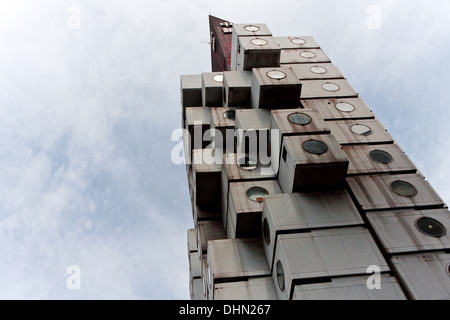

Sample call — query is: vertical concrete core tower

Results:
[181,15,450,300]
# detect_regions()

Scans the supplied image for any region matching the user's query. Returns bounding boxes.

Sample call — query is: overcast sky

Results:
[0,0,449,299]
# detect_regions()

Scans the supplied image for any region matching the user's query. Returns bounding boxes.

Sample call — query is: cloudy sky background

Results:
[0,0,449,299]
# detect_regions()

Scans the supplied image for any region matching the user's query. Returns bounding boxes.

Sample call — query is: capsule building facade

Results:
[182,16,449,300]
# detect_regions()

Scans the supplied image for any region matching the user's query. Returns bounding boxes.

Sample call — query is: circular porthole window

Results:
[251,38,268,46]
[244,25,260,32]
[213,74,223,82]
[390,180,418,198]
[263,218,270,245]
[266,70,287,80]
[336,102,355,112]
[303,140,328,155]
[351,124,373,136]
[291,38,306,45]
[300,51,316,58]
[415,217,447,238]
[223,110,236,121]
[246,187,269,203]
[237,156,258,171]
[322,82,340,92]
[276,261,285,292]
[310,66,327,74]
[288,113,312,125]
[369,150,394,164]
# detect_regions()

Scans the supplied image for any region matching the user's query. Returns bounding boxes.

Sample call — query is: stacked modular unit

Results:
[180,16,449,300]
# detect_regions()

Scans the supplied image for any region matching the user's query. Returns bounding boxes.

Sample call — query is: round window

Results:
[351,124,373,136]
[335,102,355,112]
[300,51,316,58]
[303,140,328,155]
[266,70,287,80]
[213,74,223,82]
[390,180,418,198]
[223,110,236,121]
[263,219,270,245]
[251,38,268,46]
[322,82,340,92]
[276,260,285,292]
[237,156,258,171]
[310,66,327,74]
[246,187,269,203]
[291,38,306,45]
[244,25,260,32]
[369,150,394,164]
[288,113,312,125]
[416,217,447,238]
